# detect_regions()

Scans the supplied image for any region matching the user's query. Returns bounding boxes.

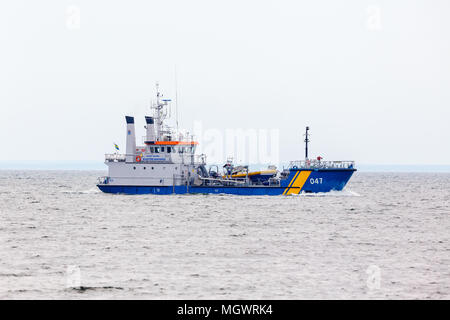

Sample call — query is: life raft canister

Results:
[136,155,142,162]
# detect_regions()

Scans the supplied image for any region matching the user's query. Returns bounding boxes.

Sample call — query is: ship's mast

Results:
[304,126,310,160]
[152,82,173,141]
[174,65,179,135]
[154,82,165,141]
[156,83,162,140]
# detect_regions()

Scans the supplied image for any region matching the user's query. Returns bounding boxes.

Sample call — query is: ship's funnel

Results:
[125,116,136,162]
[145,116,156,143]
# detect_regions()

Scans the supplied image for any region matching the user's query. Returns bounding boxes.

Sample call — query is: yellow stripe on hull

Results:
[284,170,312,195]
[282,171,300,195]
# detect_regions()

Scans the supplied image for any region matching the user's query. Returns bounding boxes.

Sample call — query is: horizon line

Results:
[1,161,450,172]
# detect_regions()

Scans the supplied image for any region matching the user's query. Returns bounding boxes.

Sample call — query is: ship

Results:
[97,85,356,195]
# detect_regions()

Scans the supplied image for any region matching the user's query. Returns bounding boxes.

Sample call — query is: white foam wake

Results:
[294,189,361,197]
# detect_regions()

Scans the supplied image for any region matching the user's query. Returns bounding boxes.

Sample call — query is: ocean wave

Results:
[59,188,101,195]
[67,286,124,292]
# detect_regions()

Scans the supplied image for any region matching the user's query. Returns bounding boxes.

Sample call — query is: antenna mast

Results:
[154,82,163,141]
[304,126,310,160]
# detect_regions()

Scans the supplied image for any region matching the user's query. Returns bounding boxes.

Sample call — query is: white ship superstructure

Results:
[101,85,205,188]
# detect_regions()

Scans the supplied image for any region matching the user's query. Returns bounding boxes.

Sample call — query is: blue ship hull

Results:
[97,169,356,195]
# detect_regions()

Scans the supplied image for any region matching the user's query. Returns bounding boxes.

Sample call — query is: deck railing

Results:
[288,160,355,169]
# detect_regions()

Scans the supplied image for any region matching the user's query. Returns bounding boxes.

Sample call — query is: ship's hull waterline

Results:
[97,169,356,195]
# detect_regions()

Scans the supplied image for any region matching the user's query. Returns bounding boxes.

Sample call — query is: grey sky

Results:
[1,0,449,165]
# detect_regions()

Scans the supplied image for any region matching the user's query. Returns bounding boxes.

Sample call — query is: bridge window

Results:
[161,147,165,152]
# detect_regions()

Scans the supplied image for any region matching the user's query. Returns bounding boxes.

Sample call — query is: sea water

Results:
[0,171,449,299]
